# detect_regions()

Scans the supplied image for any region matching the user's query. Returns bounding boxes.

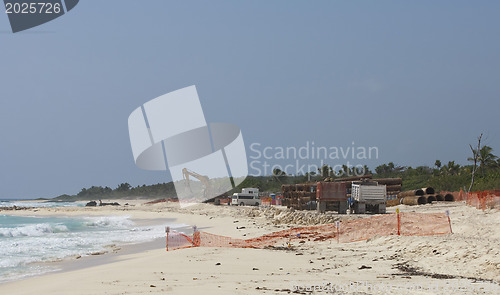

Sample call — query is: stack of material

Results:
[331,176,367,199]
[395,189,425,206]
[388,187,452,206]
[281,183,317,210]
[399,189,425,198]
[283,176,406,209]
[331,175,373,182]
[328,175,402,195]
[386,198,402,207]
[373,178,402,196]
[401,195,428,205]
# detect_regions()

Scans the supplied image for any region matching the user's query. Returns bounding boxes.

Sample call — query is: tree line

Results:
[53,182,177,201]
[53,142,499,201]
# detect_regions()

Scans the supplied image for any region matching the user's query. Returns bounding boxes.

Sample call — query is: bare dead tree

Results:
[468,133,483,192]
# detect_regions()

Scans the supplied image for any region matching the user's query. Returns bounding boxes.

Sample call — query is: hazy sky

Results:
[1,1,499,199]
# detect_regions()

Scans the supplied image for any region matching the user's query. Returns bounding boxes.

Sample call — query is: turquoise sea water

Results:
[0,202,184,283]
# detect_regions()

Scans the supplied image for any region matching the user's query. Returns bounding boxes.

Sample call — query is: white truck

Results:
[350,181,387,214]
[231,188,261,206]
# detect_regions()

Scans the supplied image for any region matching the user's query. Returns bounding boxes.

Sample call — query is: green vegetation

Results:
[373,162,499,192]
[52,182,177,201]
[52,144,500,201]
[372,144,499,192]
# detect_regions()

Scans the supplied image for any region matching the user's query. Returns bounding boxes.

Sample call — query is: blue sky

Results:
[1,1,499,199]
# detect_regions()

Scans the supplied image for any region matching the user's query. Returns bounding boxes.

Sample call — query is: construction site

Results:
[279,174,459,214]
[167,173,500,248]
[193,170,499,216]
[280,175,402,214]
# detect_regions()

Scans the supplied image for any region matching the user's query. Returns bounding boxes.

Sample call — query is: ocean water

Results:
[0,200,86,208]
[0,214,184,283]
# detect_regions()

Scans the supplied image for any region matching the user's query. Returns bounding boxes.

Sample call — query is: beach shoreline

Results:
[0,200,179,285]
[0,200,499,294]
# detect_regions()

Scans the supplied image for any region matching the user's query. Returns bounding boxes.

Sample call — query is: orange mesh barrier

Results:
[195,231,246,248]
[261,198,272,206]
[166,213,452,251]
[399,212,451,236]
[332,214,398,243]
[438,189,500,210]
[166,231,193,251]
[466,191,500,210]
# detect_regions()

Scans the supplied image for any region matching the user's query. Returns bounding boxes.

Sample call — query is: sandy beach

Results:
[0,200,499,294]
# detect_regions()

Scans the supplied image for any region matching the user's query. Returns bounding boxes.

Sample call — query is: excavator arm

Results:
[182,168,211,198]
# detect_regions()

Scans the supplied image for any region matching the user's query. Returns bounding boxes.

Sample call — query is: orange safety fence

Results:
[165,231,193,251]
[260,197,284,206]
[399,212,451,236]
[261,197,272,206]
[165,212,452,251]
[466,191,500,210]
[439,189,500,210]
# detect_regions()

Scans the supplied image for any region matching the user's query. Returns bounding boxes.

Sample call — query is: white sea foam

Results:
[0,223,69,237]
[0,201,85,208]
[83,216,135,228]
[0,215,183,283]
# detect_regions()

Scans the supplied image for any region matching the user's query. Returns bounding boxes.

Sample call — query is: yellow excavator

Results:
[182,168,212,200]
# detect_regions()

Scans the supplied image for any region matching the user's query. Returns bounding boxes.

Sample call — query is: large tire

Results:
[338,201,348,214]
[255,202,259,206]
[317,201,326,213]
[357,203,366,214]
[240,202,244,206]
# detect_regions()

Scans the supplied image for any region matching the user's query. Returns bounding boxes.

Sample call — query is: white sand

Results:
[0,200,498,294]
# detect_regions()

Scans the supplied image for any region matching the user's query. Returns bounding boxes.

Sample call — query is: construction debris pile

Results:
[237,206,349,225]
[281,183,318,210]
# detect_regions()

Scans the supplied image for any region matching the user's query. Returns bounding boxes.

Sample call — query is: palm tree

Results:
[362,165,372,175]
[443,161,460,175]
[467,151,478,163]
[478,146,498,175]
[317,165,331,178]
